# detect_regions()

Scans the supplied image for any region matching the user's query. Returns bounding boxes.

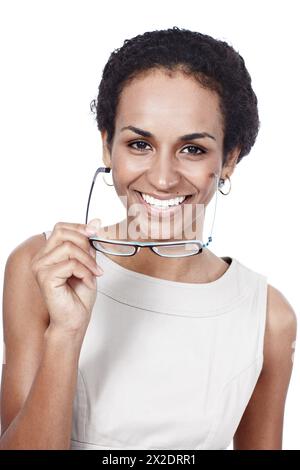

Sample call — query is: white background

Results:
[0,0,299,449]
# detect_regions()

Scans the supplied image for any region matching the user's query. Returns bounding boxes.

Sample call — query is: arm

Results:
[0,235,84,449]
[233,284,297,450]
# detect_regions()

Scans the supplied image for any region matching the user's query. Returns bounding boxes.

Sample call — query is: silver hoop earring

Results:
[218,176,231,195]
[102,168,114,186]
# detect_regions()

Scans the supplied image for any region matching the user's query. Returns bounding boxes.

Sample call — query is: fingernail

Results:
[96,266,103,275]
[85,226,97,235]
[87,218,101,231]
[89,247,96,257]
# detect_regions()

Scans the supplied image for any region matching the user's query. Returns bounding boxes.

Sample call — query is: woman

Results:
[0,27,297,450]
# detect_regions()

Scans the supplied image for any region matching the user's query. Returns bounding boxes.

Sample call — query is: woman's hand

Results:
[31,220,103,337]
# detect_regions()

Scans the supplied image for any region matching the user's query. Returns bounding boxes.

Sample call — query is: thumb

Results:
[87,218,102,232]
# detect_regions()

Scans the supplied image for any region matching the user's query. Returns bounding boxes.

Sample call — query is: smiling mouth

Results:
[134,190,193,211]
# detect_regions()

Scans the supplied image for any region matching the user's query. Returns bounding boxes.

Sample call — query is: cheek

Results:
[190,170,220,206]
[203,172,219,204]
[111,163,137,201]
[112,155,144,190]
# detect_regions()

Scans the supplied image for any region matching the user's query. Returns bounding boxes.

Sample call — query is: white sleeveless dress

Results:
[43,230,268,450]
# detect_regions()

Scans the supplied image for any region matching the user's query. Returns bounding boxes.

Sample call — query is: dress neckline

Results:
[95,251,248,317]
[97,250,235,288]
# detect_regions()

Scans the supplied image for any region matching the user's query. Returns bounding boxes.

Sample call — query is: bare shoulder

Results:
[233,283,297,449]
[4,231,50,323]
[262,282,297,386]
[3,231,50,338]
[7,232,47,261]
[4,232,49,318]
[1,232,50,433]
[265,284,297,358]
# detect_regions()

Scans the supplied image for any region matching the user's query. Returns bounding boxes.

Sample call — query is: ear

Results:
[221,146,241,180]
[100,130,112,168]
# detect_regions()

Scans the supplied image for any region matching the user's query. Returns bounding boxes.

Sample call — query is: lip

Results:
[137,191,190,200]
[134,190,193,217]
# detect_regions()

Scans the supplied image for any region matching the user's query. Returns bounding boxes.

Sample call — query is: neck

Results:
[100,219,228,283]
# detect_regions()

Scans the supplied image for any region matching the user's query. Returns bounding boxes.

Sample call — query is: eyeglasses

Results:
[89,237,204,257]
[85,167,218,258]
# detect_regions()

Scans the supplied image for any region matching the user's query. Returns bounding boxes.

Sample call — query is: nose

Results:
[146,154,181,192]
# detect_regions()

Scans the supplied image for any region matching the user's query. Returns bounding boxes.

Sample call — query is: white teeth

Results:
[140,192,186,207]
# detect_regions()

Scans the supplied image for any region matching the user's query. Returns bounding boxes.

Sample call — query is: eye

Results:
[128,140,207,155]
[128,140,151,152]
[181,145,206,155]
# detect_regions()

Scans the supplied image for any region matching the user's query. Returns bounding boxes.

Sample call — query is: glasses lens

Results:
[152,243,200,257]
[92,240,135,256]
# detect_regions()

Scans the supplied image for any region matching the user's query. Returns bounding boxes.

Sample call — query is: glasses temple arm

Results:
[85,167,111,225]
[202,174,219,248]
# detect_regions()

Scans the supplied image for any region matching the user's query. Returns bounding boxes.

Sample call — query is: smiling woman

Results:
[96,68,238,248]
[0,26,296,451]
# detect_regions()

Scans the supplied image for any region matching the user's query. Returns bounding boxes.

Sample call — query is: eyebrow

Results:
[120,125,216,142]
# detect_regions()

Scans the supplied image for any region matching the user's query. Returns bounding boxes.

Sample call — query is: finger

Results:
[43,225,92,257]
[43,258,98,290]
[55,221,89,231]
[86,218,102,232]
[36,241,103,277]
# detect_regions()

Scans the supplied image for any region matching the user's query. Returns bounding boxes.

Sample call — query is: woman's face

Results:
[101,68,239,241]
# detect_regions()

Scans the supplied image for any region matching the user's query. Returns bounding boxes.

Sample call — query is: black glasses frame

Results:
[89,237,203,258]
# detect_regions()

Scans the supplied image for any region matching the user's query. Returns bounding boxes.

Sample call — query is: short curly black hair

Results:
[91,26,260,166]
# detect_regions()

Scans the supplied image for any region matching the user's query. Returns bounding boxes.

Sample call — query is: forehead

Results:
[115,69,223,139]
